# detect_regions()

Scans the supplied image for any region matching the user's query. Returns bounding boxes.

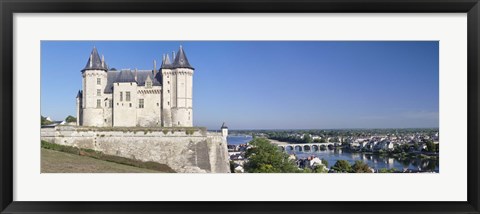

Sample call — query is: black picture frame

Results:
[1,0,479,213]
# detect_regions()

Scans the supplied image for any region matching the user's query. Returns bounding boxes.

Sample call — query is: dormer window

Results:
[145,75,153,88]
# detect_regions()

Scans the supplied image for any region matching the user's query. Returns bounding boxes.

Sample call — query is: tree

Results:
[321,158,329,167]
[331,160,352,173]
[352,160,372,173]
[312,165,328,173]
[41,115,52,125]
[244,138,300,173]
[65,115,77,123]
[328,137,339,143]
[301,164,328,173]
[378,168,397,173]
[425,140,436,153]
[303,134,313,143]
[229,161,236,173]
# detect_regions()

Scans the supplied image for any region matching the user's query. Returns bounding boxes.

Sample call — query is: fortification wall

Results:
[40,126,230,173]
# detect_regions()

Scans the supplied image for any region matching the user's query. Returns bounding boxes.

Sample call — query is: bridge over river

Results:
[278,142,342,152]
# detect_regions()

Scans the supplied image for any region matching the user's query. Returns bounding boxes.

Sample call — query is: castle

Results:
[76,46,194,127]
[41,45,230,173]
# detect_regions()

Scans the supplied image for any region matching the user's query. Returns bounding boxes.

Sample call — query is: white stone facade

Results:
[77,46,194,127]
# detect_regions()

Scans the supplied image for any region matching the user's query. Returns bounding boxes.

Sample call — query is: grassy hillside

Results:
[41,141,175,173]
[41,148,167,173]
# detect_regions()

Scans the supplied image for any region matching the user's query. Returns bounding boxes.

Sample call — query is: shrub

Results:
[378,168,397,173]
[65,115,77,123]
[331,160,352,173]
[321,158,329,167]
[352,160,372,173]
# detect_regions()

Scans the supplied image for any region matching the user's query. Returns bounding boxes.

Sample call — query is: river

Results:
[227,135,439,172]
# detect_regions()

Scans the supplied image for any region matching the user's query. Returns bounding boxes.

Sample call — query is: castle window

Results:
[146,81,152,88]
[129,103,132,107]
[139,99,144,108]
[96,99,101,108]
[97,89,101,96]
[120,92,123,101]
[157,103,159,106]
[126,92,131,101]
[168,81,170,84]
[168,101,170,106]
[97,78,101,85]
[168,90,170,93]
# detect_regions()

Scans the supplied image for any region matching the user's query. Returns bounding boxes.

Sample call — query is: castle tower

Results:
[162,45,194,127]
[76,90,83,126]
[160,54,173,127]
[80,47,108,126]
[221,122,228,137]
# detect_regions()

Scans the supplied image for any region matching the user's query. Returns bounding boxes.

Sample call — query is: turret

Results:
[160,53,173,127]
[221,122,228,137]
[167,45,195,127]
[76,90,83,126]
[80,47,108,127]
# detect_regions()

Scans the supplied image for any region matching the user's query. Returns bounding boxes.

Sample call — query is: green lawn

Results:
[41,148,164,173]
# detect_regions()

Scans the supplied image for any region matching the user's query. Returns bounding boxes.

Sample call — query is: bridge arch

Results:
[294,145,303,152]
[304,145,311,152]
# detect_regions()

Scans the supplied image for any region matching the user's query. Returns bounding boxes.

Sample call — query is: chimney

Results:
[135,68,138,81]
[101,55,105,67]
[153,59,157,76]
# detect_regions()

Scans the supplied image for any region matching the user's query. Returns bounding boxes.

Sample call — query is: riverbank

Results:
[267,138,290,146]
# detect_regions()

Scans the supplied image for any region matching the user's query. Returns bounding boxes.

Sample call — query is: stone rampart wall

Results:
[40,126,230,173]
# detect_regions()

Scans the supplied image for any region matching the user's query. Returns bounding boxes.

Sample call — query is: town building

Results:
[76,46,194,127]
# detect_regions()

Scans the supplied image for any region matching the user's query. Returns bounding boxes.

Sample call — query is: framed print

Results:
[1,0,480,213]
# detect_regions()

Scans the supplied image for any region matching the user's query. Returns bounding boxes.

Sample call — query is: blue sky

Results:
[41,41,439,130]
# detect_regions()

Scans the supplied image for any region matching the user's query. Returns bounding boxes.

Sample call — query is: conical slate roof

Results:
[76,90,83,98]
[114,70,136,83]
[82,47,108,71]
[221,122,228,129]
[172,45,194,69]
[161,54,173,69]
